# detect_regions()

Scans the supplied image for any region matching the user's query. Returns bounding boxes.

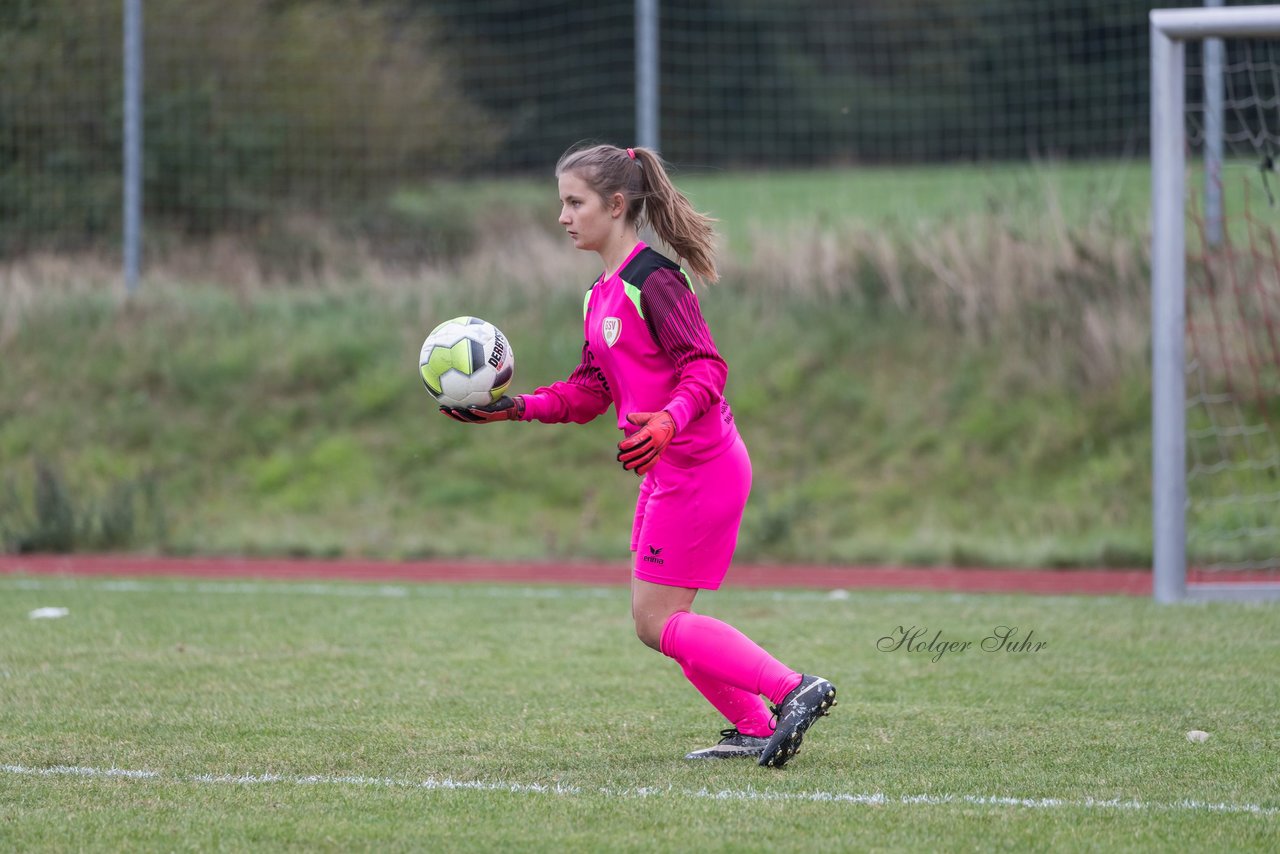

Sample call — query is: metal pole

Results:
[1205,0,1224,247]
[123,0,142,294]
[636,0,659,151]
[1151,21,1187,604]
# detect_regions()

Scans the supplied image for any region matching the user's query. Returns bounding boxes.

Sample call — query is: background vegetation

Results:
[0,164,1166,568]
[0,0,496,253]
[1,0,1212,251]
[4,2,1273,568]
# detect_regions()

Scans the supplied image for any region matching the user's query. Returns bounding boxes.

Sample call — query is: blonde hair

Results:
[555,143,719,283]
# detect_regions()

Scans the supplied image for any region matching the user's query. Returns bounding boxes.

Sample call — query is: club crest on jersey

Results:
[602,316,621,348]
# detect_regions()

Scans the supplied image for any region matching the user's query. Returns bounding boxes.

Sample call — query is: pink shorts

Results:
[630,435,752,590]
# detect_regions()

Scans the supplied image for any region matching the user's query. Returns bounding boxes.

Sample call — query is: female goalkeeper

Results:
[440,143,835,768]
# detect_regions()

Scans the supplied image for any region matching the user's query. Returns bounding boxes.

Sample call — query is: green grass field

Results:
[1,572,1276,850]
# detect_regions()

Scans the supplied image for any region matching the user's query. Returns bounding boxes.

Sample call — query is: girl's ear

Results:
[610,192,626,218]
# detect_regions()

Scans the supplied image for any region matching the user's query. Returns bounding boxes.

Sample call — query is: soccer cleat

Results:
[757,674,837,768]
[684,728,770,760]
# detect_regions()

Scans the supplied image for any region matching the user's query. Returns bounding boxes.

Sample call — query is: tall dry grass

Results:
[0,253,125,345]
[2,203,1156,391]
[740,205,1152,390]
[1188,248,1280,400]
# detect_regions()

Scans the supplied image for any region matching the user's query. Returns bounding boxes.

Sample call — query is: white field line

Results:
[2,764,158,780]
[0,575,943,604]
[2,763,1276,817]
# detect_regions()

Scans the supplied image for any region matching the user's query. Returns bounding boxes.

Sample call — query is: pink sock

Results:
[661,611,803,707]
[680,662,776,737]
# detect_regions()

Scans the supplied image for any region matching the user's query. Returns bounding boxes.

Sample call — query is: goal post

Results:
[1151,5,1280,602]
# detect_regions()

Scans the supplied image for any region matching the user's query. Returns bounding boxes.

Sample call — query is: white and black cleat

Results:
[684,728,771,760]
[758,674,836,768]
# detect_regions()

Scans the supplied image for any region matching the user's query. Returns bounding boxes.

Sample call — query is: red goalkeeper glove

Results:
[616,411,676,476]
[440,395,525,424]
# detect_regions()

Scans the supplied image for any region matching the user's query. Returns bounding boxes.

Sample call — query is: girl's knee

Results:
[634,614,665,651]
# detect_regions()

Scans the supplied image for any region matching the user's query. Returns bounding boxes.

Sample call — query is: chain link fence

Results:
[1,0,1215,266]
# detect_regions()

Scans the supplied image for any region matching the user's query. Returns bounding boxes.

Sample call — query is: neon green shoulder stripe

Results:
[621,280,644,318]
[583,288,592,319]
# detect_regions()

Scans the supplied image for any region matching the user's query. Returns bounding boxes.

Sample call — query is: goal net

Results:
[1152,6,1280,601]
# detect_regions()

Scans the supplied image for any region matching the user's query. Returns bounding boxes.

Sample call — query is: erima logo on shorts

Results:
[603,317,621,348]
[642,545,664,565]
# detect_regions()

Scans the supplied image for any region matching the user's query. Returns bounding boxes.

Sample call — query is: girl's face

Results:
[558,171,622,254]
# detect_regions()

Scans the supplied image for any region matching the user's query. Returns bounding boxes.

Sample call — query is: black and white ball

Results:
[418,317,515,408]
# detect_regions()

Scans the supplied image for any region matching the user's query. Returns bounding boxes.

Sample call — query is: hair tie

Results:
[626,148,636,160]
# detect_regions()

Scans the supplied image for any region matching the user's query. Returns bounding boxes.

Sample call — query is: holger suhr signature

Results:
[877,625,1047,663]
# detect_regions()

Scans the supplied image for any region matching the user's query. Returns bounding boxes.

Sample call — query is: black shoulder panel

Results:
[618,247,688,292]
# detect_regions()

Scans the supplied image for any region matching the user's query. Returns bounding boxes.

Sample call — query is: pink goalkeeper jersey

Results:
[520,243,739,466]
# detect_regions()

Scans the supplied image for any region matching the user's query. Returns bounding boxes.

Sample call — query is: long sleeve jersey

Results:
[519,243,739,467]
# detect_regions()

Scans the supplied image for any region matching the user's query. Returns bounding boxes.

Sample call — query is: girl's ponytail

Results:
[629,148,718,283]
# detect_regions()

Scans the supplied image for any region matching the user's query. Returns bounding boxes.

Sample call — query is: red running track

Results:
[0,554,1153,596]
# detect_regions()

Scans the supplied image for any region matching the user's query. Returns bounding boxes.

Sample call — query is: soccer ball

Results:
[418,316,515,408]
